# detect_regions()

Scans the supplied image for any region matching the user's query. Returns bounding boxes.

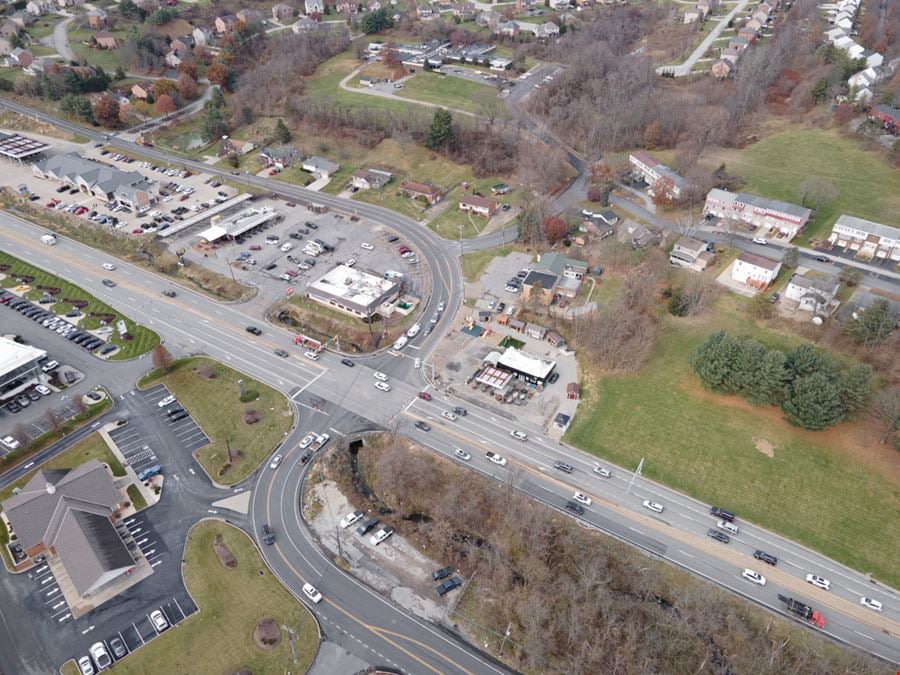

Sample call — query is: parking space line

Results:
[172,597,186,620]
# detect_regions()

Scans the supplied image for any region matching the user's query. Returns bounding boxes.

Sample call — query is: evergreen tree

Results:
[782,373,846,430]
[274,118,291,144]
[811,77,829,103]
[210,86,226,110]
[782,246,800,269]
[425,109,454,150]
[691,331,744,394]
[784,344,838,381]
[838,364,873,415]
[745,349,789,406]
[734,339,767,396]
[200,100,227,142]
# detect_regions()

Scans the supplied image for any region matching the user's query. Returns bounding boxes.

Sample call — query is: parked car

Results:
[340,510,364,529]
[356,517,378,537]
[89,642,111,670]
[436,576,462,596]
[432,567,453,581]
[77,656,95,675]
[370,526,394,546]
[150,609,169,632]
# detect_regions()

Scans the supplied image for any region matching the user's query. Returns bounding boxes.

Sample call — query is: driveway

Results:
[52,16,75,62]
[655,0,752,76]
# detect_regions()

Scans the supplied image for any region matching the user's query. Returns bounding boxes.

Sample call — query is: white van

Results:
[717,519,739,535]
[406,323,421,339]
[41,234,57,245]
[392,335,408,350]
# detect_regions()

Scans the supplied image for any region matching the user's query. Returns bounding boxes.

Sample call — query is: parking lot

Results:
[26,561,71,624]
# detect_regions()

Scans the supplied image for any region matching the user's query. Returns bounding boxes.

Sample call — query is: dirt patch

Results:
[242,409,261,425]
[752,437,775,458]
[253,618,281,650]
[213,533,237,569]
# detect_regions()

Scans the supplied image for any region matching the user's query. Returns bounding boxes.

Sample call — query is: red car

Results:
[249,244,262,251]
[74,207,87,215]
[132,228,143,234]
[417,392,432,401]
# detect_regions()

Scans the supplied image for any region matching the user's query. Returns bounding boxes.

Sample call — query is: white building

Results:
[784,273,840,312]
[306,265,401,318]
[731,251,782,290]
[628,151,687,200]
[0,336,46,403]
[828,214,900,262]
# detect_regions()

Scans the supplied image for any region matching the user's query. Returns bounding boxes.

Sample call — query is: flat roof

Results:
[0,336,46,376]
[158,193,254,238]
[195,207,280,240]
[0,132,52,160]
[497,346,556,380]
[308,265,398,309]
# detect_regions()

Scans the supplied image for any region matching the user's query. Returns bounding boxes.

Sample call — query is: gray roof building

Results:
[33,153,154,209]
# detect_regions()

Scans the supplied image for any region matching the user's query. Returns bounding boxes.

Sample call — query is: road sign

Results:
[285,286,295,298]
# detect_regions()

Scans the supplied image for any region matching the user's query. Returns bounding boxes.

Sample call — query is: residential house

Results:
[272,2,294,21]
[336,0,354,13]
[834,14,852,29]
[869,103,898,129]
[729,36,749,51]
[629,151,687,200]
[171,35,194,55]
[703,188,811,239]
[452,1,476,19]
[549,0,569,8]
[515,0,536,10]
[192,26,212,47]
[477,10,501,27]
[710,58,734,79]
[596,209,618,225]
[536,22,560,38]
[130,82,153,100]
[215,14,237,33]
[491,183,510,195]
[399,180,442,205]
[535,252,587,280]
[0,19,21,51]
[4,47,33,68]
[94,31,117,50]
[366,0,382,10]
[258,146,299,170]
[301,156,340,179]
[86,8,107,28]
[828,214,900,261]
[823,26,846,42]
[697,0,718,13]
[292,16,318,31]
[459,194,497,217]
[417,5,435,19]
[751,7,770,24]
[855,86,874,104]
[219,137,254,156]
[305,0,324,13]
[351,168,391,190]
[25,0,53,16]
[8,12,35,30]
[0,460,136,597]
[618,219,656,249]
[731,251,781,289]
[669,235,714,270]
[863,50,883,68]
[684,8,701,23]
[236,8,263,25]
[848,67,878,93]
[784,272,840,312]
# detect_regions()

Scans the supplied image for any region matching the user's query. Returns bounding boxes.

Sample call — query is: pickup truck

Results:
[310,433,330,452]
[486,451,507,467]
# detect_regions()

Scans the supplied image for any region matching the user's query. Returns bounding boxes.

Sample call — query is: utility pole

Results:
[626,457,644,495]
[498,622,512,656]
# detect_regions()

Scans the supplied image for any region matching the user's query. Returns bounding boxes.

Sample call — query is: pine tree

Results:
[838,364,873,415]
[274,118,291,144]
[692,331,744,394]
[745,349,789,406]
[782,373,846,430]
[784,344,838,381]
[734,339,767,396]
[425,109,454,151]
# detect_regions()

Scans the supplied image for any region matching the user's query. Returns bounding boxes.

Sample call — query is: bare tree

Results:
[151,343,173,375]
[871,387,900,443]
[43,407,63,438]
[797,176,838,210]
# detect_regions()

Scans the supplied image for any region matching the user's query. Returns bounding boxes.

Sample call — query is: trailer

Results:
[778,595,825,628]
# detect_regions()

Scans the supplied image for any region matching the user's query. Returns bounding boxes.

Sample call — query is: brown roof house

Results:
[86,8,107,28]
[710,58,734,79]
[215,14,237,34]
[4,46,33,67]
[131,82,153,100]
[399,180,442,205]
[1,460,136,599]
[94,31,118,50]
[669,235,714,271]
[459,194,497,217]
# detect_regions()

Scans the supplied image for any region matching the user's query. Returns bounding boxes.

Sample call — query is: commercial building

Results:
[307,264,401,318]
[33,153,155,210]
[489,346,556,386]
[703,188,811,239]
[827,214,900,262]
[0,131,51,163]
[0,336,46,402]
[195,206,280,243]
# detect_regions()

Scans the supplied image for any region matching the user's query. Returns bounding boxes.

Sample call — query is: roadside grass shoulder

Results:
[461,245,513,282]
[565,294,900,588]
[115,521,318,675]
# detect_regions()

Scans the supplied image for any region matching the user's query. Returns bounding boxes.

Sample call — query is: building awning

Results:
[196,225,228,242]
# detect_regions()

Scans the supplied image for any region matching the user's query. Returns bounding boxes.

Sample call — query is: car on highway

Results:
[716,519,739,535]
[453,406,467,416]
[554,461,574,474]
[373,371,389,381]
[374,381,391,392]
[805,574,831,590]
[150,609,169,632]
[417,391,432,401]
[593,466,611,478]
[707,529,730,544]
[454,448,471,462]
[246,326,262,335]
[441,411,457,421]
[340,510,364,529]
[90,642,111,670]
[414,420,431,432]
[274,348,289,358]
[573,492,591,506]
[753,550,778,566]
[710,506,735,522]
[565,501,585,515]
[77,655,95,675]
[510,430,527,441]
[642,500,664,514]
[302,583,323,604]
[486,451,507,466]
[102,262,117,271]
[741,569,766,586]
[370,526,394,546]
[161,289,177,297]
[269,454,283,470]
[859,597,883,612]
[436,576,462,596]
[304,350,320,361]
[101,279,116,287]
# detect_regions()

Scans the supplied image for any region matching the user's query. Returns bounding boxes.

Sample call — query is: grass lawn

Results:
[154,117,208,158]
[116,521,318,675]
[59,661,80,675]
[427,177,521,239]
[700,129,900,245]
[25,14,65,41]
[67,28,129,71]
[0,251,160,360]
[397,72,507,117]
[138,357,292,484]
[565,294,900,588]
[461,245,513,282]
[126,484,147,511]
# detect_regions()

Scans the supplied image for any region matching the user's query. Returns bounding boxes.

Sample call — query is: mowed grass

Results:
[139,357,292,484]
[461,245,513,281]
[701,129,900,244]
[397,72,507,116]
[565,295,900,588]
[116,521,318,675]
[428,176,520,239]
[0,251,160,360]
[67,28,129,71]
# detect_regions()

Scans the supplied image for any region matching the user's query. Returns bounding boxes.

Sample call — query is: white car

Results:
[373,371,389,382]
[157,394,176,408]
[573,492,592,506]
[298,432,317,449]
[374,381,392,392]
[751,237,767,245]
[370,526,394,546]
[269,454,283,470]
[304,350,320,361]
[454,448,471,462]
[41,360,59,373]
[510,430,527,441]
[414,357,422,369]
[859,596,883,612]
[593,466,611,478]
[346,258,356,267]
[303,582,323,604]
[150,609,169,632]
[1,436,21,451]
[89,642,111,670]
[77,655,95,675]
[35,385,51,396]
[717,519,739,535]
[805,574,831,590]
[741,568,766,586]
[280,242,293,252]
[441,411,457,421]
[642,500,664,514]
[486,452,507,466]
[102,263,116,271]
[360,242,374,250]
[340,510,363,529]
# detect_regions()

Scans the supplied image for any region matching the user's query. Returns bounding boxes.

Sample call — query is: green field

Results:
[701,129,900,244]
[67,28,129,72]
[397,72,507,117]
[116,521,318,675]
[0,251,159,360]
[427,176,520,239]
[25,14,65,41]
[139,357,292,484]
[566,294,900,588]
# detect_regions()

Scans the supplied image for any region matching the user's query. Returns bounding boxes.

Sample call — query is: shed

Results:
[566,382,580,400]
[478,310,491,322]
[524,323,547,340]
[546,330,566,347]
[508,318,525,333]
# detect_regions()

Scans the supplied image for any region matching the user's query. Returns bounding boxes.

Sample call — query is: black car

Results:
[340,358,355,367]
[27,390,41,401]
[289,232,303,240]
[4,401,21,413]
[356,517,378,537]
[66,331,85,341]
[299,450,312,465]
[710,506,735,522]
[548,372,560,384]
[707,529,730,544]
[167,407,186,418]
[84,339,103,350]
[264,263,278,271]
[108,636,128,660]
[453,407,468,416]
[435,576,462,597]
[169,410,189,422]
[262,523,275,545]
[415,420,432,432]
[98,343,117,355]
[387,235,399,243]
[554,461,574,474]
[814,255,832,264]
[274,348,289,358]
[246,326,262,335]
[162,290,177,298]
[102,279,116,288]
[73,333,93,345]
[753,550,778,566]
[306,221,318,229]
[432,567,453,581]
[565,501,585,516]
